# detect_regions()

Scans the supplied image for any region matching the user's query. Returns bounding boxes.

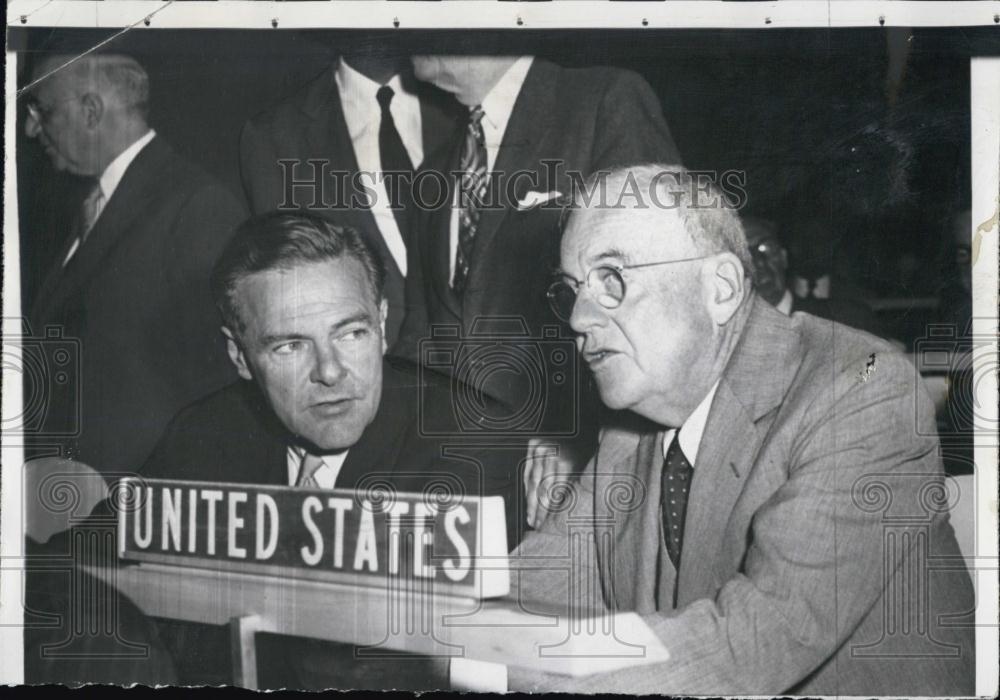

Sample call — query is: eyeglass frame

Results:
[24,93,80,125]
[547,254,713,322]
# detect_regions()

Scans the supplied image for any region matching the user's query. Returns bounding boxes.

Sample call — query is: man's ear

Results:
[79,92,104,130]
[222,326,253,381]
[379,298,389,355]
[705,252,746,325]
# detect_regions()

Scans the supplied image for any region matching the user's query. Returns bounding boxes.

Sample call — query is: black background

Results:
[11,27,998,324]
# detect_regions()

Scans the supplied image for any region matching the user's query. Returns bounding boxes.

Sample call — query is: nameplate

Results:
[116,478,509,598]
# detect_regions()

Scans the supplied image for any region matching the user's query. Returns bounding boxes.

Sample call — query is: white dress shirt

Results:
[448,56,535,281]
[286,445,350,490]
[662,380,721,465]
[776,288,795,316]
[63,129,156,266]
[335,58,423,276]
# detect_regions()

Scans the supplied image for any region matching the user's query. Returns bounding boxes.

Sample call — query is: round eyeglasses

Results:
[546,255,711,322]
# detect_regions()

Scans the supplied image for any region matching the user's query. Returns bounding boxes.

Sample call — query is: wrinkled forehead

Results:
[238,260,377,323]
[561,203,690,269]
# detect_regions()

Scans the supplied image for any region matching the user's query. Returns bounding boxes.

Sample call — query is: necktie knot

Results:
[467,106,485,137]
[376,85,395,114]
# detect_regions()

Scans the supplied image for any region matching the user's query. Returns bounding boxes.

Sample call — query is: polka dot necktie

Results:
[451,105,488,296]
[661,433,693,569]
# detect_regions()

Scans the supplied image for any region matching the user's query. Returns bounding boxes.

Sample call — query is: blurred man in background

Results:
[23,52,245,475]
[239,50,462,347]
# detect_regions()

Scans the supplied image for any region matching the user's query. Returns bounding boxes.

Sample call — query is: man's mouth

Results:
[582,348,619,368]
[309,398,356,416]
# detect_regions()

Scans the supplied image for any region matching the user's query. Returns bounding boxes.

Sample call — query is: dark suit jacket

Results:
[28,136,245,476]
[140,358,522,688]
[143,358,519,508]
[239,65,463,348]
[395,59,680,435]
[511,297,974,695]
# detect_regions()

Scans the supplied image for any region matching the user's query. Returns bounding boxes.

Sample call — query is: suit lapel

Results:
[468,60,559,271]
[590,416,665,615]
[30,138,168,326]
[423,138,464,321]
[303,63,407,283]
[676,298,803,607]
[414,76,463,166]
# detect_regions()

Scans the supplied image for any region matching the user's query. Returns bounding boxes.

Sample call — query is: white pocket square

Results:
[517,190,563,210]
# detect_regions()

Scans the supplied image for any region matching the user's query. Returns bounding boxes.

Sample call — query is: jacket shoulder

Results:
[243,67,333,134]
[141,382,283,481]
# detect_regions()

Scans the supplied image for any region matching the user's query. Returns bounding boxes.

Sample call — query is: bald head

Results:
[26,53,151,176]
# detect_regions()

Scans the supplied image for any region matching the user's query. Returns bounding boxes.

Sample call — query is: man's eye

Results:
[340,327,370,343]
[273,340,305,355]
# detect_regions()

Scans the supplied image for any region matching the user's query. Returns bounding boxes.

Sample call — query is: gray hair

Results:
[566,164,753,280]
[40,53,150,119]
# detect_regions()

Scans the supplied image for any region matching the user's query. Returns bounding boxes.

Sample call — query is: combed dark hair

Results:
[210,211,386,335]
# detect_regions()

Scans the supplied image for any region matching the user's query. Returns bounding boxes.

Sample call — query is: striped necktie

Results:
[451,105,488,296]
[296,453,325,489]
[63,179,105,267]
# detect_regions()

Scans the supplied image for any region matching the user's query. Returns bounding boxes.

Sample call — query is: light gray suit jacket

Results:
[509,297,974,694]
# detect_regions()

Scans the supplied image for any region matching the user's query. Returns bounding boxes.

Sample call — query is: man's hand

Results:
[523,438,574,529]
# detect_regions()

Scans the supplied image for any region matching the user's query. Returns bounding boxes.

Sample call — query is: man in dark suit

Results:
[395,55,681,482]
[239,53,462,348]
[743,215,885,337]
[509,166,973,694]
[23,52,245,475]
[141,211,520,688]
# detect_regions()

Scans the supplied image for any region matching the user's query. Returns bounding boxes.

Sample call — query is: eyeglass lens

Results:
[547,266,627,321]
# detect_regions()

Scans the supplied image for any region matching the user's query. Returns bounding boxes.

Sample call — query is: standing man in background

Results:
[24,52,245,475]
[397,54,682,513]
[239,51,462,348]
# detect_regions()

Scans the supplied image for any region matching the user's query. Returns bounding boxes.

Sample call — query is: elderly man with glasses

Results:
[508,165,974,695]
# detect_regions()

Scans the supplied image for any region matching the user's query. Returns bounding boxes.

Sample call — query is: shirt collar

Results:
[663,380,721,466]
[335,58,408,139]
[776,288,795,316]
[286,444,349,488]
[478,56,534,140]
[99,129,155,200]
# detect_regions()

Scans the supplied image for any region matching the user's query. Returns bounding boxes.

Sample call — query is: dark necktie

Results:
[376,85,414,246]
[661,433,693,569]
[451,105,488,296]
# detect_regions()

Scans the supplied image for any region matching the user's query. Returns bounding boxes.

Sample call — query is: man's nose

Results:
[310,345,347,387]
[24,110,41,139]
[568,290,606,335]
